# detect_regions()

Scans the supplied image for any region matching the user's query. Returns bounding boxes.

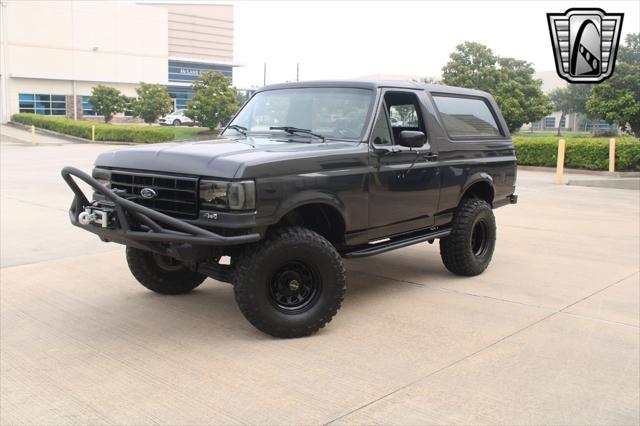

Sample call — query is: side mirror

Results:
[398,130,426,148]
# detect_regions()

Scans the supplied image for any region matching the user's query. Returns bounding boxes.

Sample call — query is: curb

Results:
[567,178,640,191]
[517,165,640,178]
[7,122,137,145]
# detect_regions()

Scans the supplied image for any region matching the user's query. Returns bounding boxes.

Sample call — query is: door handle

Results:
[423,153,438,161]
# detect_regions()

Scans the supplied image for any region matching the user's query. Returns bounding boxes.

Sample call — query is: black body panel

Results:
[87,80,516,252]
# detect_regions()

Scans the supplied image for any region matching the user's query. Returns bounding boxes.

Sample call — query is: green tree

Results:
[549,88,570,135]
[184,71,239,130]
[132,83,174,124]
[587,33,640,136]
[549,84,592,135]
[617,32,639,66]
[88,85,127,123]
[441,41,552,132]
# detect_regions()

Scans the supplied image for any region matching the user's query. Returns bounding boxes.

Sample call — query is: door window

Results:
[370,105,393,146]
[389,104,419,128]
[384,92,426,144]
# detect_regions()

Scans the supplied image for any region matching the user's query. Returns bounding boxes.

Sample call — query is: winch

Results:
[78,206,110,228]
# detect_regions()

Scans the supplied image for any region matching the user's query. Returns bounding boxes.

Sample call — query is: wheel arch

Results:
[273,196,348,245]
[458,173,495,206]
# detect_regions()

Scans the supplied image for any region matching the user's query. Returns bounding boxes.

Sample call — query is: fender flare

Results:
[273,190,349,229]
[457,172,495,206]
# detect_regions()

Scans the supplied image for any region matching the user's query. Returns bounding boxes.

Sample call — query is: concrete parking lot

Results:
[1,127,639,425]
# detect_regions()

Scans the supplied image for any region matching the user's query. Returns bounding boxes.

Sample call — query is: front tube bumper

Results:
[61,166,261,247]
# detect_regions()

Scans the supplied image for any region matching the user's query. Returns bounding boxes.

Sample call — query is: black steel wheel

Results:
[269,260,321,313]
[234,227,346,338]
[471,218,490,257]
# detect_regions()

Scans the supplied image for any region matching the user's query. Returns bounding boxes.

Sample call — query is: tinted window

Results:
[432,95,501,137]
[370,106,393,146]
[19,93,66,115]
[544,116,556,128]
[82,95,96,116]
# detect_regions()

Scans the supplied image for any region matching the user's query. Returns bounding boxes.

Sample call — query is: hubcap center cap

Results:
[288,280,300,291]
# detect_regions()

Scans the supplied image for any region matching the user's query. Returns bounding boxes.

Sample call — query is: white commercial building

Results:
[0,0,234,123]
[521,71,612,133]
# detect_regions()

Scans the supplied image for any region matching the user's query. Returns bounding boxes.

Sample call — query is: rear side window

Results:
[432,95,502,138]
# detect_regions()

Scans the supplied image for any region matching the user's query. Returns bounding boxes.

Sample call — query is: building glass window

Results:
[168,86,194,111]
[124,99,134,117]
[560,116,566,128]
[544,116,556,128]
[82,96,97,116]
[19,93,66,115]
[581,119,612,131]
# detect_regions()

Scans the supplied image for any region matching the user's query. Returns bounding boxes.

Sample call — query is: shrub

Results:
[88,85,127,123]
[132,83,174,124]
[11,113,175,143]
[184,71,239,130]
[513,136,640,171]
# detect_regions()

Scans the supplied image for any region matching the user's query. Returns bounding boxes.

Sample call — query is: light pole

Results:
[263,63,266,86]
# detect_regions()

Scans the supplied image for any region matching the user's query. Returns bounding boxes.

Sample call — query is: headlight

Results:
[92,167,111,188]
[200,180,255,210]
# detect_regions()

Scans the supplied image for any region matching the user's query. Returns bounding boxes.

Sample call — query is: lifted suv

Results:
[62,81,517,338]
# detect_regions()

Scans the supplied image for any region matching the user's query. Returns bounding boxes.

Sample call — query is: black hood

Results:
[94,136,362,179]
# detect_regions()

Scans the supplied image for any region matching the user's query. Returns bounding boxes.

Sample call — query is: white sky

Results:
[231,0,640,88]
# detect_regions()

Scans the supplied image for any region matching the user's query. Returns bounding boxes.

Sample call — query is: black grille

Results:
[110,171,198,219]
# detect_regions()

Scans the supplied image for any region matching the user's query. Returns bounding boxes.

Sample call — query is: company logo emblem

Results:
[140,188,158,199]
[547,8,623,83]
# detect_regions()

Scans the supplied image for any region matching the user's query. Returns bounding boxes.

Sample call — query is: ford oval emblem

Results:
[140,188,158,199]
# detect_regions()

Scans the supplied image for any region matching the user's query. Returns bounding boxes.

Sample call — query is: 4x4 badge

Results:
[547,8,624,83]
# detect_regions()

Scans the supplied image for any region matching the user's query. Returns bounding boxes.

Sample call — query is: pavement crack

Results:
[1,195,68,212]
[559,311,639,329]
[324,269,640,425]
[559,270,639,313]
[325,309,559,425]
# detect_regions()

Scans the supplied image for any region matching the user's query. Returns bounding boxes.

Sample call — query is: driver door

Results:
[367,91,441,240]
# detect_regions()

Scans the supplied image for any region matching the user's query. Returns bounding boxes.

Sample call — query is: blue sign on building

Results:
[167,59,233,111]
[168,59,232,83]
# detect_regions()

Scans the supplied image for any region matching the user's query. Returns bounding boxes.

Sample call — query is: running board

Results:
[343,228,451,258]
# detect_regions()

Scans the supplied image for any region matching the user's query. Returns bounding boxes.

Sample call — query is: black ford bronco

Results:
[62,81,517,338]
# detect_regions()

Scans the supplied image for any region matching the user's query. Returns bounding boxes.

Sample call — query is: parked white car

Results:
[159,110,194,126]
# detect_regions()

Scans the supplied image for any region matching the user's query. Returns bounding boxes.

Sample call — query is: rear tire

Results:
[126,247,206,294]
[233,227,346,338]
[439,198,496,276]
[172,119,181,126]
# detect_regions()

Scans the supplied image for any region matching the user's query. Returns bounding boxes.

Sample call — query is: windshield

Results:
[223,88,374,140]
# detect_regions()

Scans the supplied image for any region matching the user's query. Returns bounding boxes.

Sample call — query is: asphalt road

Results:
[1,126,639,425]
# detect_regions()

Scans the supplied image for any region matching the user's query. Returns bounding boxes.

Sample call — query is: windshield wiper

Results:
[226,124,247,136]
[269,126,326,142]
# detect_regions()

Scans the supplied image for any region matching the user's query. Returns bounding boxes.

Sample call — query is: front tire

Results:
[439,198,496,276]
[126,247,206,294]
[172,119,181,126]
[233,227,346,338]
